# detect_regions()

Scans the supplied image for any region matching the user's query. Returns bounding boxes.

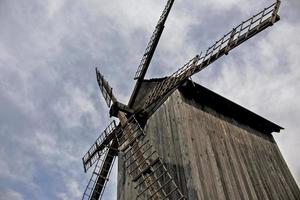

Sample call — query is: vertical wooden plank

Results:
[170,92,192,198]
[256,132,287,200]
[219,120,251,200]
[261,137,290,199]
[176,93,204,199]
[242,128,279,200]
[205,128,227,199]
[267,138,298,199]
[208,125,239,199]
[274,144,300,199]
[237,128,270,200]
[191,105,218,199]
[224,122,259,200]
[202,110,244,200]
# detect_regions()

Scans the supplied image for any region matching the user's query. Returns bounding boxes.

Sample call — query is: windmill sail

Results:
[82,143,117,200]
[143,1,281,110]
[134,0,175,80]
[96,68,116,108]
[128,0,175,108]
[82,121,118,172]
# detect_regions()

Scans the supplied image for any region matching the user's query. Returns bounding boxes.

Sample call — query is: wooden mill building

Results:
[117,79,300,199]
[81,1,298,199]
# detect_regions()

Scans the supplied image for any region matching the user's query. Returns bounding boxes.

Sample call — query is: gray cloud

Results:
[0,0,299,199]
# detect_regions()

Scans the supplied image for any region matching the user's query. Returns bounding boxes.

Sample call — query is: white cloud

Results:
[57,178,82,200]
[0,189,24,200]
[53,83,100,128]
[47,0,66,18]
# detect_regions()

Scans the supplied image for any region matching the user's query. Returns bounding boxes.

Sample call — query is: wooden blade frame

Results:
[96,68,116,108]
[82,120,118,172]
[82,140,117,200]
[134,0,175,80]
[128,0,175,108]
[143,0,281,111]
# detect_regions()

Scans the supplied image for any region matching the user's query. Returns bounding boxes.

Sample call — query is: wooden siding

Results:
[118,90,300,199]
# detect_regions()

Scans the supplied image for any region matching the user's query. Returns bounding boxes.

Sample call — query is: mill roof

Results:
[129,78,283,134]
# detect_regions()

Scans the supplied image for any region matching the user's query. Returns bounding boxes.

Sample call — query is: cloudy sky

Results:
[0,0,299,199]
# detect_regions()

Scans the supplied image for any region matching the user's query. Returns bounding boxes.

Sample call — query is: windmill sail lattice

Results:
[82,121,117,172]
[143,1,281,109]
[134,0,175,80]
[82,147,116,200]
[96,68,115,107]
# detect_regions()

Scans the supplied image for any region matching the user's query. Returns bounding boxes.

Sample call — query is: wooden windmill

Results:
[81,1,299,200]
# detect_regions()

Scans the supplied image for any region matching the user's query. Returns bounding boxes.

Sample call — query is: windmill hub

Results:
[109,102,134,118]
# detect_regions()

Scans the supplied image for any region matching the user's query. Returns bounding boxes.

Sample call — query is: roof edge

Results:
[179,80,283,134]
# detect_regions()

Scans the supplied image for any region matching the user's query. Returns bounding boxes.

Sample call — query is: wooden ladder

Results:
[82,148,116,200]
[118,116,185,199]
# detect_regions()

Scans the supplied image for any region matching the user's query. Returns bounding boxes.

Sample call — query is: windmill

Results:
[82,0,282,199]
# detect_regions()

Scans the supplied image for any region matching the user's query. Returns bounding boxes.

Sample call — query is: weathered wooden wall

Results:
[118,89,300,199]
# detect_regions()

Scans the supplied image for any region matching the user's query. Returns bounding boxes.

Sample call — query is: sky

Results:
[0,0,299,199]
